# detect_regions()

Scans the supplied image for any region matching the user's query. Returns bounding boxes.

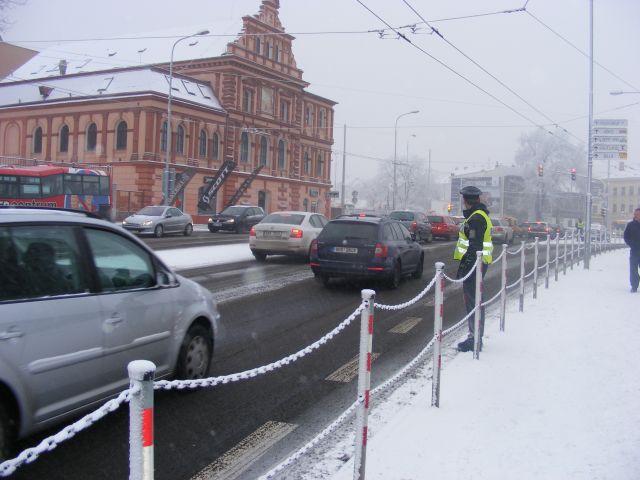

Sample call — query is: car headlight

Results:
[208,218,213,223]
[225,218,235,223]
[122,220,128,225]
[142,220,153,226]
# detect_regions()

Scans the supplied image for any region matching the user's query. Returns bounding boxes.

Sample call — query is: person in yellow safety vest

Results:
[454,185,493,352]
[576,218,585,240]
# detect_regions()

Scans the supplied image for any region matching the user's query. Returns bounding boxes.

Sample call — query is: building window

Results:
[303,152,311,175]
[305,106,313,126]
[211,132,219,160]
[59,125,69,152]
[630,205,634,214]
[176,125,185,154]
[613,204,617,213]
[116,121,127,150]
[316,153,324,177]
[199,129,207,158]
[86,123,97,151]
[319,109,326,128]
[240,132,249,163]
[621,203,626,213]
[621,187,626,196]
[613,187,618,196]
[243,89,254,113]
[277,140,286,169]
[160,121,168,152]
[259,136,268,166]
[303,198,309,212]
[280,101,289,122]
[629,186,634,196]
[264,41,272,59]
[275,45,281,62]
[32,126,43,154]
[255,37,261,54]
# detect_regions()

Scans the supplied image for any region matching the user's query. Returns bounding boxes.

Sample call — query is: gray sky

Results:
[3,0,639,183]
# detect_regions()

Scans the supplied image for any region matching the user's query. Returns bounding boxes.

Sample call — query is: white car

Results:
[249,211,328,261]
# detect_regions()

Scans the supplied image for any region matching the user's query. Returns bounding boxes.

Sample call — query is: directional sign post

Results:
[592,119,628,161]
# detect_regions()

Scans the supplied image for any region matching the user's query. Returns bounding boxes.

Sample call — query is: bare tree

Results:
[0,0,26,33]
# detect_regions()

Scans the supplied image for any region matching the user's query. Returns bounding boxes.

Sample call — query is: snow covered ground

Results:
[293,247,640,480]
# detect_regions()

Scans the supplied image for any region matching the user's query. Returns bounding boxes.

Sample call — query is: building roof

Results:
[450,164,523,178]
[0,66,223,111]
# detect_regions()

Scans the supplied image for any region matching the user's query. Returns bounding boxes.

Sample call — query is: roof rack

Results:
[0,205,104,219]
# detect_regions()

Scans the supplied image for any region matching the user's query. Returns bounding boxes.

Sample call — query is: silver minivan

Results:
[0,208,220,458]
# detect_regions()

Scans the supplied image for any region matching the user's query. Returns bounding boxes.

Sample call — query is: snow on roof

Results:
[592,159,640,180]
[450,164,523,178]
[0,67,223,111]
[3,11,252,82]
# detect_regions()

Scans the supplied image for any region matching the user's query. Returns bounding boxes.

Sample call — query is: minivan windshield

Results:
[318,222,378,242]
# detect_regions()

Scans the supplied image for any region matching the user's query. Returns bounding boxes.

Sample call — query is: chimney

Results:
[38,86,53,99]
[58,59,68,75]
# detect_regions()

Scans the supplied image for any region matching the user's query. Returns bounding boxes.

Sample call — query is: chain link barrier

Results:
[374,276,437,311]
[442,257,480,283]
[0,387,138,477]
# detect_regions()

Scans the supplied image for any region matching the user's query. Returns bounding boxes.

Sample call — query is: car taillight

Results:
[249,227,256,236]
[290,228,303,238]
[528,227,532,232]
[374,242,388,258]
[310,239,318,256]
[495,227,503,232]
[411,221,417,232]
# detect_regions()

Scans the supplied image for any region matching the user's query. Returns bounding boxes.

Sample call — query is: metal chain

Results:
[0,387,137,477]
[507,244,525,255]
[154,303,365,391]
[481,289,503,307]
[442,257,480,283]
[374,275,437,311]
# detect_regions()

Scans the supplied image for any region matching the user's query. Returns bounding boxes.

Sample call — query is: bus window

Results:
[41,174,63,196]
[63,174,83,194]
[20,177,40,198]
[99,176,110,195]
[0,176,19,197]
[83,176,99,195]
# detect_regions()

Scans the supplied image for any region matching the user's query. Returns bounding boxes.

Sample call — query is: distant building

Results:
[593,162,640,231]
[0,0,336,221]
[0,40,38,78]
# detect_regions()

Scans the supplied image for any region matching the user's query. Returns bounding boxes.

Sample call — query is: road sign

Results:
[592,127,627,135]
[592,119,628,160]
[592,136,627,144]
[593,119,628,127]
[593,144,627,152]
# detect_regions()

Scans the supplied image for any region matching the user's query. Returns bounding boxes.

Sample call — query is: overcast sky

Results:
[3,0,639,184]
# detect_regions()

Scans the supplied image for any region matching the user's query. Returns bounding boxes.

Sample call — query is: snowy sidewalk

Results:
[324,248,640,480]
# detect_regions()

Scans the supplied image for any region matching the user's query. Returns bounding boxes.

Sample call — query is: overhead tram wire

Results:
[354,0,572,145]
[401,0,583,145]
[525,10,640,93]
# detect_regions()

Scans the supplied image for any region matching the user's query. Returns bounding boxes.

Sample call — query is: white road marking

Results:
[389,316,423,334]
[191,421,297,480]
[325,353,380,383]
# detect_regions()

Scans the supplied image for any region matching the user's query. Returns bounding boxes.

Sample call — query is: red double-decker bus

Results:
[0,165,111,217]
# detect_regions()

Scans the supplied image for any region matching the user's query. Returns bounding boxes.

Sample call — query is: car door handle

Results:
[105,315,124,325]
[0,330,24,340]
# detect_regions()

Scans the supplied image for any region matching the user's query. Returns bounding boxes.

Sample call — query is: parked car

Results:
[490,218,514,244]
[521,221,552,238]
[0,207,220,458]
[122,205,193,238]
[388,210,433,244]
[549,224,566,238]
[451,215,465,225]
[310,215,423,288]
[249,211,328,261]
[427,215,459,240]
[208,205,265,233]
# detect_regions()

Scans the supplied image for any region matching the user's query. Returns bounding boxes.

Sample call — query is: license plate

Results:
[263,231,281,237]
[213,221,222,226]
[334,246,358,254]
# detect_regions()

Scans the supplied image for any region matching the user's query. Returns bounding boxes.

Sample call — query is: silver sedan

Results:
[122,206,193,238]
[249,211,328,261]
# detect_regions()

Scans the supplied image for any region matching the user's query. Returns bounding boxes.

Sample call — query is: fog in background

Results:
[3,0,639,188]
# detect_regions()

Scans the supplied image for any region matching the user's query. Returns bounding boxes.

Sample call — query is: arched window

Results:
[259,136,268,166]
[116,121,127,150]
[303,152,311,175]
[176,125,185,154]
[160,121,168,152]
[240,132,249,163]
[277,140,286,169]
[86,123,97,151]
[316,153,324,177]
[59,125,69,152]
[211,132,219,160]
[199,129,207,158]
[33,126,43,153]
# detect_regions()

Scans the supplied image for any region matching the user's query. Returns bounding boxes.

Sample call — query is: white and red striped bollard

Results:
[432,262,445,407]
[128,360,156,480]
[353,289,375,480]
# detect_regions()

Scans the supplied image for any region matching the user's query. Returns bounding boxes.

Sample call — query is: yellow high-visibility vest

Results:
[453,210,493,264]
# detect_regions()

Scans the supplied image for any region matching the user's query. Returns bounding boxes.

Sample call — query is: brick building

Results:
[0,0,336,221]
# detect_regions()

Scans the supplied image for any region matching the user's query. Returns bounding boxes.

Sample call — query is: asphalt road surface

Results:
[11,237,555,480]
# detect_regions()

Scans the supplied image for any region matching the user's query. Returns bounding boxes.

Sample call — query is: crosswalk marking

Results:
[191,421,297,480]
[389,316,423,334]
[325,353,380,383]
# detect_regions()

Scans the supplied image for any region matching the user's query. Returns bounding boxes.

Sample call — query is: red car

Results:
[427,215,459,240]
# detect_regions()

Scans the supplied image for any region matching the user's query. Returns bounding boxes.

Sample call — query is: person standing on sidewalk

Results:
[623,207,640,293]
[454,186,493,352]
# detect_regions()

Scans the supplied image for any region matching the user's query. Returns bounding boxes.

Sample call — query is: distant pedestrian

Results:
[623,207,640,293]
[576,218,584,240]
[454,186,493,352]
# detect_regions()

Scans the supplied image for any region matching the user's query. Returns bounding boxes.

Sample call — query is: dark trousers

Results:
[630,251,640,291]
[457,261,488,339]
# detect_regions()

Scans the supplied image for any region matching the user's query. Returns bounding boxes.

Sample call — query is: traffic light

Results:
[537,164,544,177]
[570,168,576,181]
[447,203,452,213]
[601,207,606,216]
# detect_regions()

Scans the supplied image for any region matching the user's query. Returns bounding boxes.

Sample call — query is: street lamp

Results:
[393,110,419,209]
[163,29,209,204]
[609,90,640,95]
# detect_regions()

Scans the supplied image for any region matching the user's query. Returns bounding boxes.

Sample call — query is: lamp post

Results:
[163,30,209,204]
[393,110,419,209]
[610,90,640,95]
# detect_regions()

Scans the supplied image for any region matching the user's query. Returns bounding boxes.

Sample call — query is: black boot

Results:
[457,337,474,352]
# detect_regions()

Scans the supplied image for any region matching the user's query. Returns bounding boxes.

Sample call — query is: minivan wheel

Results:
[412,256,424,279]
[0,401,15,461]
[253,252,267,262]
[177,325,212,380]
[388,262,401,289]
[183,223,193,236]
[154,224,164,238]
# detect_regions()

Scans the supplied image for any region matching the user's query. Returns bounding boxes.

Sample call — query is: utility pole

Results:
[584,0,594,269]
[426,149,432,212]
[341,124,346,212]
